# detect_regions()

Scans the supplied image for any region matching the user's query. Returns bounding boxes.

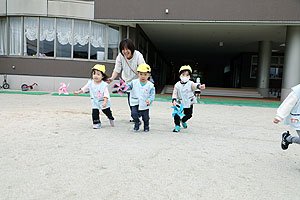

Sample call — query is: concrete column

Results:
[257,41,272,97]
[281,26,300,101]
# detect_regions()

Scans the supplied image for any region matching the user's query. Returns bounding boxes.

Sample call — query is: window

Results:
[90,22,105,60]
[108,26,119,60]
[250,56,258,78]
[0,18,7,55]
[73,20,89,59]
[39,18,54,57]
[3,17,121,60]
[270,56,283,79]
[9,17,22,55]
[250,55,283,79]
[56,18,72,58]
[24,17,38,56]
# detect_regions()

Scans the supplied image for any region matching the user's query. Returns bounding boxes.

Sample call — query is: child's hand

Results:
[102,102,107,108]
[172,101,177,107]
[106,78,113,84]
[200,84,205,89]
[146,100,151,106]
[74,91,80,96]
[273,118,280,124]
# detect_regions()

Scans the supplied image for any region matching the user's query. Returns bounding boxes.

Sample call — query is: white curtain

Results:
[9,17,22,55]
[24,17,38,41]
[40,18,55,42]
[24,17,38,55]
[91,22,105,48]
[74,20,89,46]
[108,26,119,48]
[0,19,7,55]
[56,19,72,45]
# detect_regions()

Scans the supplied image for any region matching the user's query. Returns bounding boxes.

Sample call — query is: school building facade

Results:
[1,0,300,100]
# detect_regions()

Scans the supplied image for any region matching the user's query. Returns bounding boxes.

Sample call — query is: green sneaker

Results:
[181,122,187,129]
[173,125,181,132]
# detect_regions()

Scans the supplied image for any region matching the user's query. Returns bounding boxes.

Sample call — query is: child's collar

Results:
[139,80,148,85]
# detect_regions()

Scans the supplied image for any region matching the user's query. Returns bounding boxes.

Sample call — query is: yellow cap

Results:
[92,64,105,73]
[179,65,192,73]
[137,63,151,73]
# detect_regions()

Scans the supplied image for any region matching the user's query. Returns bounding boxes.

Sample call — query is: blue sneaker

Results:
[93,123,101,129]
[173,125,181,132]
[181,121,187,129]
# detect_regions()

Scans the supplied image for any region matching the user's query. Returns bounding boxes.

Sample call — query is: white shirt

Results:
[275,91,298,121]
[81,80,110,98]
[114,50,145,82]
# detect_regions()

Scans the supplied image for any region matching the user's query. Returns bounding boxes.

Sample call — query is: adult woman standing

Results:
[108,39,146,122]
[108,39,145,83]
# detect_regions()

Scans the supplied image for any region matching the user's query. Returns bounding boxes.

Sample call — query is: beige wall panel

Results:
[1,74,118,92]
[7,0,47,16]
[0,0,6,16]
[48,0,94,20]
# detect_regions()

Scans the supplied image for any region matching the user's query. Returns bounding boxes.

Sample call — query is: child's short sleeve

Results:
[291,84,300,100]
[81,80,91,93]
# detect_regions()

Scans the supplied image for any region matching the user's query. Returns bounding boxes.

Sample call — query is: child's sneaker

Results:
[173,125,181,132]
[144,126,150,132]
[281,131,291,150]
[181,121,187,129]
[110,120,115,127]
[134,121,141,131]
[93,123,101,129]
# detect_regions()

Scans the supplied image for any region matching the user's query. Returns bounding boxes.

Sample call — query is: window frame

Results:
[1,16,121,63]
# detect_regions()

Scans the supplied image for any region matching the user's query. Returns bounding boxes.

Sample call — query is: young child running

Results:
[274,84,300,150]
[172,65,205,132]
[127,63,155,132]
[74,64,115,129]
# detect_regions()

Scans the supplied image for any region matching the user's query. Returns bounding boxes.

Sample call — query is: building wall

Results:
[7,0,48,16]
[48,0,94,20]
[95,0,300,21]
[3,0,94,20]
[0,57,115,78]
[0,0,7,16]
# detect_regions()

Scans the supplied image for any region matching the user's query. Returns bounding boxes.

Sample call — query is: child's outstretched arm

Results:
[74,89,83,95]
[192,82,205,90]
[125,82,133,91]
[274,91,298,123]
[74,82,89,95]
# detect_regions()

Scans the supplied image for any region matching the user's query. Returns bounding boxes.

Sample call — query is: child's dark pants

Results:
[131,105,150,129]
[92,108,114,124]
[174,105,193,126]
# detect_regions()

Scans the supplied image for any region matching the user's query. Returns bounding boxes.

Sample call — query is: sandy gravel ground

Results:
[0,93,299,200]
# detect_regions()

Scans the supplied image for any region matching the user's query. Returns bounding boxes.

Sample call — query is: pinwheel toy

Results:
[59,83,70,95]
[113,78,129,96]
[172,104,185,118]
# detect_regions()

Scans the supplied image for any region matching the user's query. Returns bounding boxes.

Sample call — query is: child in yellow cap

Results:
[172,65,205,132]
[126,63,155,132]
[74,64,115,129]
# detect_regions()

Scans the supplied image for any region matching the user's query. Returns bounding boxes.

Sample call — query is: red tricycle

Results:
[21,83,38,91]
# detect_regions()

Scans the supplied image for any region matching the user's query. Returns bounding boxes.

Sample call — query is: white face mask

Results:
[180,76,190,83]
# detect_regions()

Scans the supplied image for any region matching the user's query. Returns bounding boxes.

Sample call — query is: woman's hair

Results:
[91,69,108,81]
[119,39,135,55]
[179,69,192,76]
